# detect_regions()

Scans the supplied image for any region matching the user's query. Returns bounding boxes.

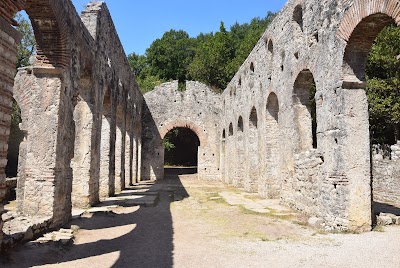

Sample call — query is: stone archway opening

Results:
[293,69,317,153]
[339,10,400,229]
[364,20,400,222]
[163,127,200,177]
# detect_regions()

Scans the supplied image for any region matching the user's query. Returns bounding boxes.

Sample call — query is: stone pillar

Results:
[125,131,131,188]
[99,115,111,200]
[132,134,138,184]
[137,137,142,182]
[115,125,122,192]
[235,131,244,187]
[14,66,74,227]
[341,88,372,232]
[0,16,21,245]
[119,108,126,191]
[71,95,95,208]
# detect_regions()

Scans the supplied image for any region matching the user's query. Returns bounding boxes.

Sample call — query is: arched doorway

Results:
[163,127,200,178]
[293,69,317,153]
[338,3,400,229]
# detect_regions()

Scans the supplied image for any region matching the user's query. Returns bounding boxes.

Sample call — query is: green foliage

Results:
[188,22,234,90]
[366,24,400,143]
[146,29,196,82]
[15,13,36,69]
[127,12,276,92]
[6,13,34,177]
[127,52,147,78]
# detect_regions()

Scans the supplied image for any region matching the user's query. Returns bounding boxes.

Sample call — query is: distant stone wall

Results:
[142,81,221,181]
[373,141,400,207]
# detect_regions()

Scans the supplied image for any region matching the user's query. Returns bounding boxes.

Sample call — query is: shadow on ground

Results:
[374,201,400,216]
[2,169,191,268]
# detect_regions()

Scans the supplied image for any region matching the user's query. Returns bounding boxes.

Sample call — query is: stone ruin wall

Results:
[0,10,22,245]
[141,81,222,181]
[1,0,143,250]
[0,0,400,250]
[219,0,400,231]
[372,142,400,207]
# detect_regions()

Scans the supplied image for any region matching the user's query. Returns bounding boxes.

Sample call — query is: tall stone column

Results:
[125,131,131,188]
[71,95,95,208]
[115,125,122,192]
[0,16,21,246]
[14,66,74,227]
[132,134,138,184]
[99,115,111,200]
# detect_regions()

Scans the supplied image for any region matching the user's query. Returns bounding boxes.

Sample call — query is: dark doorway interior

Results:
[163,127,200,168]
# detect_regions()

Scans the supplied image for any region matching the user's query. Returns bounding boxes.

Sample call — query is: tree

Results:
[366,23,400,144]
[188,22,234,90]
[146,29,196,82]
[127,52,148,78]
[15,13,36,68]
[6,13,36,177]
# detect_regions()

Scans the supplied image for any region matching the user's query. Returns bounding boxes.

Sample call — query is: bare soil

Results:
[2,172,400,268]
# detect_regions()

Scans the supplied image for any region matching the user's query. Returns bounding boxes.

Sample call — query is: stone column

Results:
[125,131,131,188]
[119,108,126,191]
[115,124,122,192]
[15,66,74,227]
[132,134,138,184]
[71,95,95,208]
[99,115,111,200]
[0,16,21,246]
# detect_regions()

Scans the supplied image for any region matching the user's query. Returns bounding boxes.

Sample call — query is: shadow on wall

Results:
[141,100,164,180]
[3,171,190,268]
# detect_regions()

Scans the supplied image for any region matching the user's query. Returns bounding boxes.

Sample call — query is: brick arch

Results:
[159,120,207,147]
[337,0,400,86]
[24,0,73,67]
[337,0,400,42]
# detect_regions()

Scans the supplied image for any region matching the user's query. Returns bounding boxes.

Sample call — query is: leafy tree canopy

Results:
[366,23,400,144]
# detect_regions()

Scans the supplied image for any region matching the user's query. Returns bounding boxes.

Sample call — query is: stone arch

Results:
[160,120,207,147]
[220,129,226,182]
[262,92,281,198]
[293,69,317,152]
[267,39,274,54]
[235,116,245,187]
[293,4,304,31]
[336,1,400,231]
[338,0,400,87]
[237,116,244,132]
[99,88,113,200]
[228,123,234,136]
[246,107,259,192]
[24,0,73,67]
[71,75,98,208]
[249,106,258,128]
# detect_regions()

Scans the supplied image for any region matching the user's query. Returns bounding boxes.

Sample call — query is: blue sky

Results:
[71,0,288,55]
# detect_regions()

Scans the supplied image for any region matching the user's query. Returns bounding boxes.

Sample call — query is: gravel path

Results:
[2,174,400,268]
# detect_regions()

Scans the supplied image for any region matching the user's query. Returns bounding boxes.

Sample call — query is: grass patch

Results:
[372,225,385,232]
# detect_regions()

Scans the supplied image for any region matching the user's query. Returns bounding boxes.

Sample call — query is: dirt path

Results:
[2,174,400,268]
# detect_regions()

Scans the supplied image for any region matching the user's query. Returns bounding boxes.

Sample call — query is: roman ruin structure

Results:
[0,0,400,251]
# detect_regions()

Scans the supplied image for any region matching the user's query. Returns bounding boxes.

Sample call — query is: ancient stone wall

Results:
[142,81,221,180]
[1,1,142,247]
[0,15,21,248]
[373,142,400,207]
[218,0,400,231]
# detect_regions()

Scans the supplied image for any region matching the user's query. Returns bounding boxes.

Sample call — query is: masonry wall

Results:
[373,142,400,207]
[0,16,21,248]
[142,81,221,181]
[217,0,400,232]
[4,0,143,241]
